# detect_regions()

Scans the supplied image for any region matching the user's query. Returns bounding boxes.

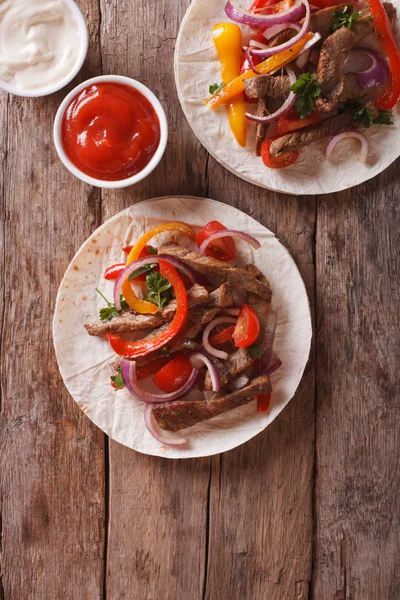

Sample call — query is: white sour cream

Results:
[0,0,83,92]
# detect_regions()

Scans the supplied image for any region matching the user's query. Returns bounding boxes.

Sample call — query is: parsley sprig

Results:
[128,263,157,281]
[110,364,125,391]
[247,345,262,360]
[209,82,224,95]
[330,5,360,33]
[96,288,129,322]
[342,101,394,128]
[145,271,173,308]
[290,73,321,119]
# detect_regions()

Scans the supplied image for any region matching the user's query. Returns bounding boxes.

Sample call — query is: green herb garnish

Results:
[128,263,156,281]
[209,82,224,95]
[330,5,360,33]
[290,73,321,119]
[146,245,158,255]
[96,288,128,322]
[247,345,262,360]
[373,110,394,126]
[353,104,375,128]
[342,101,394,128]
[110,364,125,391]
[145,271,173,308]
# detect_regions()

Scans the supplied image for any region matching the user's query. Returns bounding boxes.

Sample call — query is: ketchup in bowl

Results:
[61,82,161,181]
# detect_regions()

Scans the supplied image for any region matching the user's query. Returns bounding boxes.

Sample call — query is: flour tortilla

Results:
[53,197,312,458]
[174,0,400,195]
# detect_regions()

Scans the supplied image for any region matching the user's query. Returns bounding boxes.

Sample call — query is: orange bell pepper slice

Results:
[212,23,247,147]
[108,260,188,358]
[122,222,195,314]
[207,32,314,109]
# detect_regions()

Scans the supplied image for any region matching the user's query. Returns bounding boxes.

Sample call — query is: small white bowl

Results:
[53,75,168,189]
[0,0,88,98]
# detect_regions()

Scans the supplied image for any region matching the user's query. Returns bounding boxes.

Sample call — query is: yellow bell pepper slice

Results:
[207,32,314,109]
[212,23,247,147]
[122,222,196,314]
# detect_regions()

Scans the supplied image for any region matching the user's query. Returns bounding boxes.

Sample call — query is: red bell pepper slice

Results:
[256,392,271,412]
[106,260,188,358]
[104,263,126,280]
[366,0,400,109]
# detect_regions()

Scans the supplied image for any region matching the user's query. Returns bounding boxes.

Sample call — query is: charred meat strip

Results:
[316,3,396,113]
[85,283,209,336]
[153,375,272,432]
[255,98,269,157]
[269,112,357,158]
[158,245,272,301]
[204,264,271,390]
[209,282,234,308]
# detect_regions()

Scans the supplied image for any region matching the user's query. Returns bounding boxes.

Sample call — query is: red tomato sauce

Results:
[62,83,161,181]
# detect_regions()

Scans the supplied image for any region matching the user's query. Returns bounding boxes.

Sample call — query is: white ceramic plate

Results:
[174,0,400,195]
[53,196,312,458]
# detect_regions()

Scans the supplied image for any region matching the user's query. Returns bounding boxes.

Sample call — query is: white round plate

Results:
[53,196,312,458]
[174,0,400,195]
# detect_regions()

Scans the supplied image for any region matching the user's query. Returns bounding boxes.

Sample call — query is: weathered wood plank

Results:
[204,166,316,600]
[0,2,106,598]
[99,2,211,599]
[313,162,400,600]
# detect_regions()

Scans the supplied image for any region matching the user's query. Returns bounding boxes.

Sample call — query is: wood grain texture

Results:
[0,2,106,598]
[313,163,400,600]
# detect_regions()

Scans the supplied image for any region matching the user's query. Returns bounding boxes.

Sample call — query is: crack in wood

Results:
[0,95,9,416]
[202,460,212,600]
[102,436,110,600]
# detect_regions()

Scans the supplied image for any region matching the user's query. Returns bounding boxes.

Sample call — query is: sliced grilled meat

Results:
[158,245,272,300]
[255,98,269,157]
[152,375,272,432]
[244,75,289,101]
[316,3,396,113]
[209,282,234,308]
[204,264,271,390]
[269,112,357,158]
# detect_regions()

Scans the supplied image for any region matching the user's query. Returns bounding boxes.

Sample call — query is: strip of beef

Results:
[255,98,269,156]
[269,112,357,158]
[152,375,271,432]
[269,4,347,48]
[316,2,396,113]
[244,72,385,104]
[209,282,233,308]
[158,245,272,300]
[204,264,271,390]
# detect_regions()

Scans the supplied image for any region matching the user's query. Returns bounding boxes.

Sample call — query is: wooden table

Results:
[1,1,399,598]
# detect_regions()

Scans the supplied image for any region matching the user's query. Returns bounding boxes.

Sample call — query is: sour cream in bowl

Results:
[0,0,88,97]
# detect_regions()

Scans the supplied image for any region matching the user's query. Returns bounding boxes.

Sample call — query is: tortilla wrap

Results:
[52,197,312,458]
[174,0,400,195]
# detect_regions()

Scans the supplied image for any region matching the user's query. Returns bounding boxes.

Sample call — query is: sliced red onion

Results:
[260,311,277,373]
[189,352,221,392]
[296,48,310,69]
[263,22,301,41]
[351,47,390,89]
[202,316,238,361]
[326,132,368,164]
[229,373,250,391]
[246,65,296,124]
[309,48,319,65]
[245,47,261,74]
[250,0,309,58]
[225,0,305,27]
[265,355,282,376]
[121,359,199,404]
[198,229,261,254]
[144,404,186,446]
[249,39,269,50]
[113,255,197,311]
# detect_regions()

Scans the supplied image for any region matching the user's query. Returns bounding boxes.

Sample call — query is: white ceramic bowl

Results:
[0,0,88,98]
[53,75,168,189]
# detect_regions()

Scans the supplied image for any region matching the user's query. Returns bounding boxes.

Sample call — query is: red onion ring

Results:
[326,132,368,163]
[202,316,238,360]
[250,1,310,58]
[121,359,199,403]
[264,356,282,376]
[245,47,261,74]
[144,404,186,446]
[351,47,390,89]
[189,352,222,392]
[223,307,241,316]
[229,373,250,391]
[296,48,310,69]
[246,65,296,123]
[198,229,261,254]
[113,256,196,311]
[260,312,277,373]
[262,22,301,41]
[225,0,305,27]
